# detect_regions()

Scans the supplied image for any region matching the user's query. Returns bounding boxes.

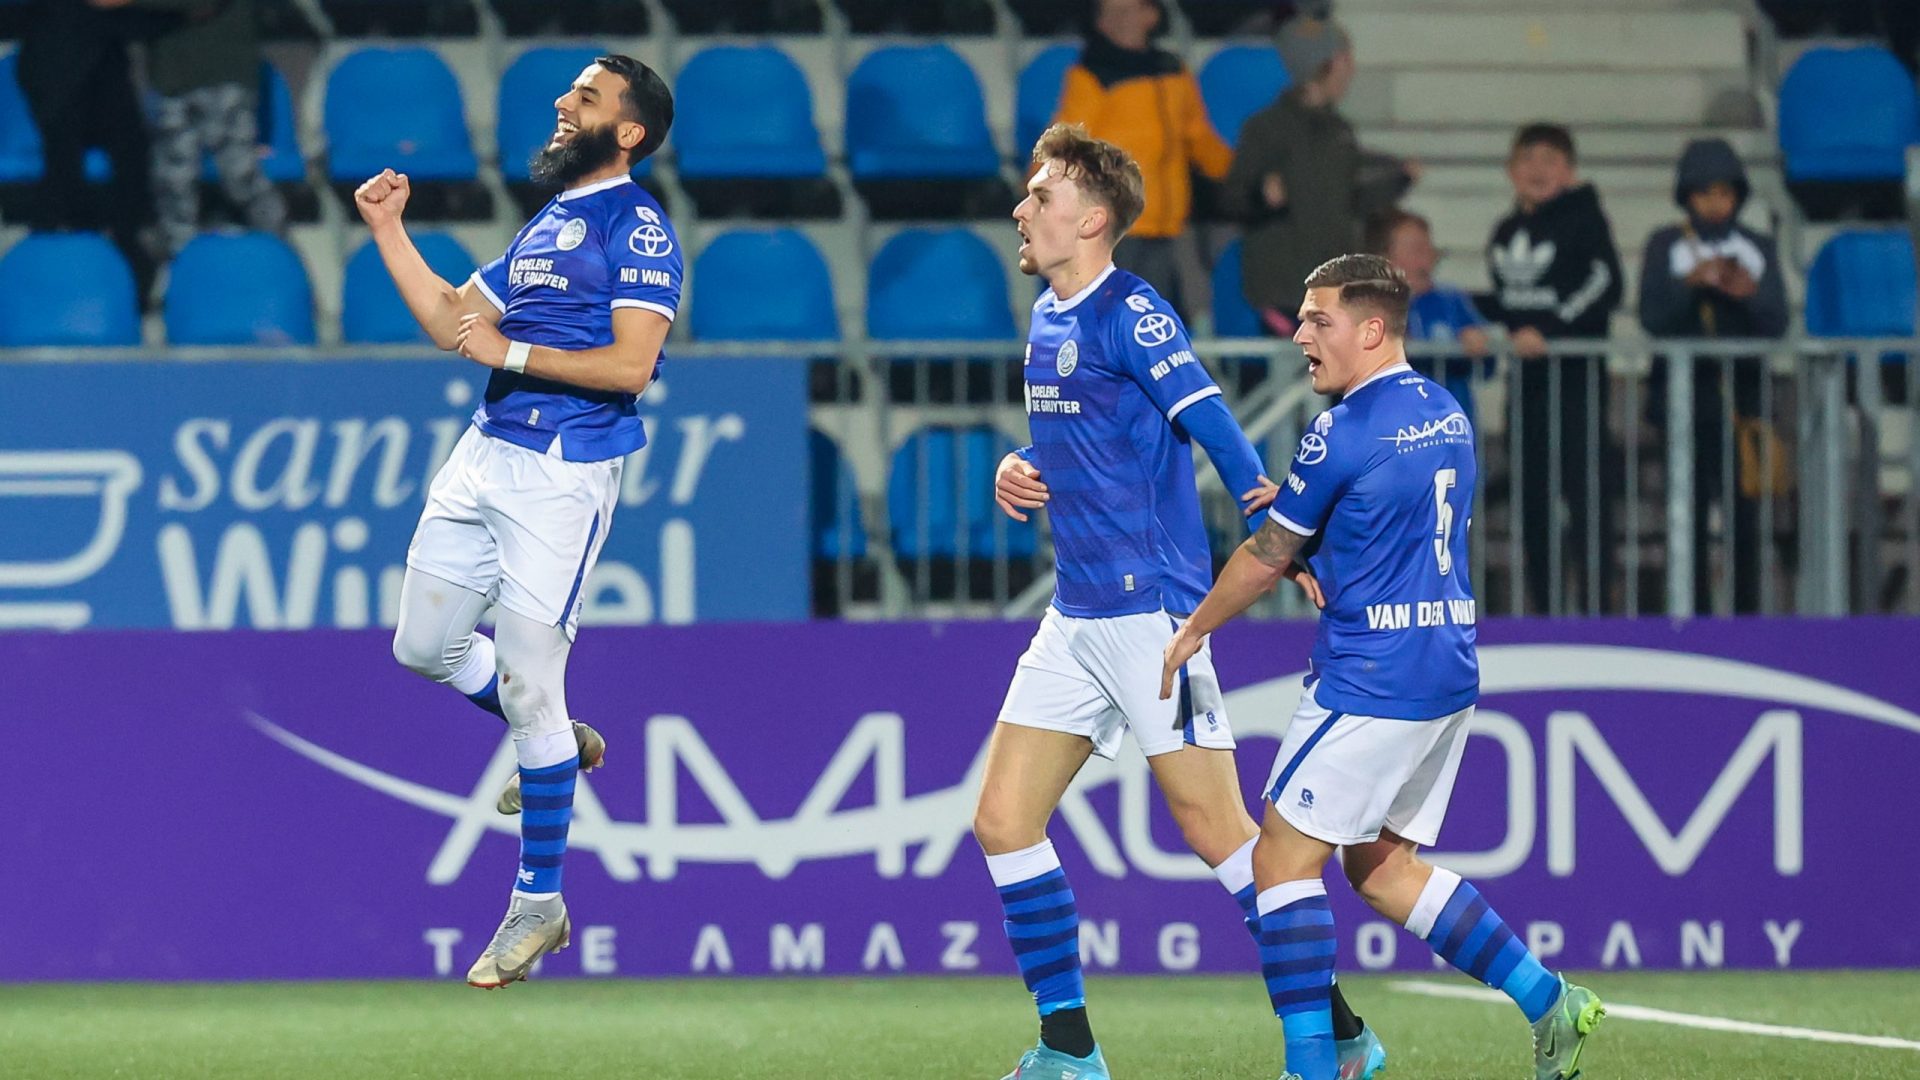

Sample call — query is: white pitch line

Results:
[1391,979,1920,1052]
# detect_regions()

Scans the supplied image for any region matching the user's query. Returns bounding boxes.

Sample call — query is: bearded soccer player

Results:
[354,55,678,988]
[1160,254,1605,1080]
[977,124,1386,1080]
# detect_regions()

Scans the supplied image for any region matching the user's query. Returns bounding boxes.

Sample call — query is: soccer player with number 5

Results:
[1161,255,1605,1080]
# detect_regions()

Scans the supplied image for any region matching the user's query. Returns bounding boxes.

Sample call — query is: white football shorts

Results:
[406,426,620,639]
[1262,681,1475,847]
[998,607,1235,760]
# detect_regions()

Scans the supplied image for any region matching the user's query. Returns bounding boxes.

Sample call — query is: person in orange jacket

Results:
[1052,0,1233,317]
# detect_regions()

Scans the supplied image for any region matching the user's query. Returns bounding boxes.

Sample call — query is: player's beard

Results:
[529,122,625,187]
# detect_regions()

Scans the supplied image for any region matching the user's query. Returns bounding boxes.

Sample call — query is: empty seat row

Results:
[0,42,1291,221]
[9,225,1911,350]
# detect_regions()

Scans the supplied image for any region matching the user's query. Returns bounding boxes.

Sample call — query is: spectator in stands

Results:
[1482,122,1623,614]
[132,0,288,258]
[1223,14,1415,334]
[1639,137,1790,613]
[1051,0,1233,316]
[1370,208,1489,420]
[19,0,162,294]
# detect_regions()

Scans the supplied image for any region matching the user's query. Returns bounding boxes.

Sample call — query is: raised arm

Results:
[354,169,497,350]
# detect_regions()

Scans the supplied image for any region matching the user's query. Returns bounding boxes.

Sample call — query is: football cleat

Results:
[1000,1041,1110,1080]
[466,893,571,989]
[1337,1022,1389,1079]
[496,720,605,815]
[1532,977,1605,1080]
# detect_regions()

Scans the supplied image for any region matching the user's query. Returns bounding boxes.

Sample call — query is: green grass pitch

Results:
[4,972,1917,1078]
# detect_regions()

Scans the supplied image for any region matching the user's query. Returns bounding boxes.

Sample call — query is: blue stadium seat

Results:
[202,63,304,184]
[1212,238,1262,337]
[165,232,316,345]
[497,46,606,183]
[0,233,139,347]
[1,54,111,184]
[888,426,1036,559]
[846,45,1000,179]
[325,47,477,180]
[342,231,474,343]
[867,229,1014,340]
[689,229,837,341]
[1805,231,1917,338]
[810,430,866,559]
[1779,46,1920,183]
[1199,45,1290,149]
[1017,43,1079,157]
[675,45,825,179]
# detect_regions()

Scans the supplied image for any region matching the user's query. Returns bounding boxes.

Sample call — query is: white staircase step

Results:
[1345,11,1747,72]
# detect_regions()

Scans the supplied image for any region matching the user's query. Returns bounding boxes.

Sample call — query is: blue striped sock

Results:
[986,841,1085,1017]
[1413,868,1559,1023]
[1257,880,1338,1080]
[514,755,578,895]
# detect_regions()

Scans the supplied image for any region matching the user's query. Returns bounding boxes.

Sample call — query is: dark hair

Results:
[1511,122,1576,165]
[595,54,673,165]
[1364,208,1429,255]
[1031,122,1147,239]
[1302,254,1410,337]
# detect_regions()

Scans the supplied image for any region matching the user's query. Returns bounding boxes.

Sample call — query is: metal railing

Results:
[802,336,1920,621]
[4,336,1915,621]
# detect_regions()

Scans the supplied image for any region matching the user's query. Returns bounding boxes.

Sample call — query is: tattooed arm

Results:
[1160,518,1314,699]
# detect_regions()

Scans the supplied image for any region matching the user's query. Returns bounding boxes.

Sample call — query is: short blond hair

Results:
[1030,123,1146,239]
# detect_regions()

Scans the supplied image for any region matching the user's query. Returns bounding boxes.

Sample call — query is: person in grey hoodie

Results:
[1639,137,1790,614]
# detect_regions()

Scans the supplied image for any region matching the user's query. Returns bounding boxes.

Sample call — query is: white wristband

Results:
[504,340,531,374]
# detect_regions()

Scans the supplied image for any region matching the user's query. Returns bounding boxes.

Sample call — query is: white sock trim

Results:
[448,633,497,696]
[1213,836,1258,896]
[514,727,578,770]
[512,889,560,902]
[1255,878,1327,916]
[1405,866,1463,939]
[984,839,1061,888]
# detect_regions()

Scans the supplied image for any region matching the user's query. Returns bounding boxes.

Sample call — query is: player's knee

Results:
[1345,845,1423,908]
[391,628,446,680]
[971,800,1043,855]
[1165,796,1245,866]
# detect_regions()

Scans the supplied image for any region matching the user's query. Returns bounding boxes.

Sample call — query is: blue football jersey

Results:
[469,174,682,463]
[1024,265,1223,618]
[1269,365,1479,719]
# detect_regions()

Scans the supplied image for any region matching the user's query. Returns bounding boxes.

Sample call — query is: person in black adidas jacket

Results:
[1483,123,1624,614]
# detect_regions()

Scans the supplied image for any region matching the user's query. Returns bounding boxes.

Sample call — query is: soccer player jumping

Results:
[354,55,679,988]
[978,124,1383,1080]
[1160,255,1605,1080]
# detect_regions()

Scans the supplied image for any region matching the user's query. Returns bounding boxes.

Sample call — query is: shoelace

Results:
[484,910,546,956]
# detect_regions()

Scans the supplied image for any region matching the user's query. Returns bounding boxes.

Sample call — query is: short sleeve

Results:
[469,256,508,312]
[1109,290,1220,420]
[607,202,683,321]
[1268,410,1362,536]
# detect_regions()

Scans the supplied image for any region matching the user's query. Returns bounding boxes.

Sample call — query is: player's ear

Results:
[618,120,645,155]
[1362,315,1385,350]
[1079,204,1108,242]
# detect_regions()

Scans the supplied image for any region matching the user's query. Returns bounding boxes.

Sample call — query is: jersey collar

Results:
[1047,263,1117,313]
[557,174,635,202]
[1348,362,1415,397]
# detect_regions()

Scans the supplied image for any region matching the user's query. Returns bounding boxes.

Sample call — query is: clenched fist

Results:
[354,168,412,228]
